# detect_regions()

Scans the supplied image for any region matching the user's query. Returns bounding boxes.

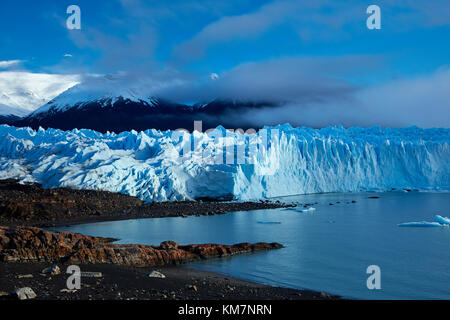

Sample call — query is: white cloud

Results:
[354,67,450,128]
[0,60,23,69]
[174,1,302,59]
[174,0,450,62]
[0,72,81,116]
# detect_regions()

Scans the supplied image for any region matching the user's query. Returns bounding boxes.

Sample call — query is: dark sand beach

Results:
[0,262,337,300]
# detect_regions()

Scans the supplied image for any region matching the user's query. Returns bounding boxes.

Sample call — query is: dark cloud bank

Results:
[15,56,450,132]
[96,56,450,129]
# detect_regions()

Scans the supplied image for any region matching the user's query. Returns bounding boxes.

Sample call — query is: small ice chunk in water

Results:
[433,215,450,225]
[257,221,282,224]
[298,207,316,213]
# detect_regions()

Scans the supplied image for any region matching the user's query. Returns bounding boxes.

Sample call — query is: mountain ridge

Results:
[2,75,281,132]
[14,96,278,132]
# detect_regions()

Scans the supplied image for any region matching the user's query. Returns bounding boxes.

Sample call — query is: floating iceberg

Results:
[434,215,450,225]
[398,215,450,227]
[0,124,449,202]
[257,221,282,224]
[398,221,444,227]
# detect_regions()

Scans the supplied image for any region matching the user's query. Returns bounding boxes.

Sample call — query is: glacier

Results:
[0,124,449,202]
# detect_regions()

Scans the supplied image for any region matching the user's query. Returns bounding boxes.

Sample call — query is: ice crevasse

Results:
[0,124,449,202]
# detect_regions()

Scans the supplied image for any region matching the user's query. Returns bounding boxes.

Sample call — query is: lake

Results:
[53,192,450,299]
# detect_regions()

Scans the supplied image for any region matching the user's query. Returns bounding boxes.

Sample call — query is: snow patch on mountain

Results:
[0,124,448,202]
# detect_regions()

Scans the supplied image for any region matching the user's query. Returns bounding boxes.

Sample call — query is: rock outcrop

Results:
[0,226,283,267]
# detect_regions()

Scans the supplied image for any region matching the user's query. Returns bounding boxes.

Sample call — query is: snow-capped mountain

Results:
[15,75,278,132]
[29,74,154,116]
[0,71,80,116]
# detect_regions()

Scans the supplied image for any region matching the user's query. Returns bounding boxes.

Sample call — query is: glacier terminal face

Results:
[0,124,449,202]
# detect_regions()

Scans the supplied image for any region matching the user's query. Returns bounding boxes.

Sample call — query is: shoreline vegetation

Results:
[0,179,339,300]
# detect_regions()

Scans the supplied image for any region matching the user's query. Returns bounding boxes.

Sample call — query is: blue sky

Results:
[0,0,448,78]
[0,0,449,127]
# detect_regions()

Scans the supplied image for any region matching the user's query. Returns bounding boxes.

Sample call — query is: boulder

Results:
[148,271,166,278]
[10,287,37,300]
[160,241,178,250]
[42,265,61,275]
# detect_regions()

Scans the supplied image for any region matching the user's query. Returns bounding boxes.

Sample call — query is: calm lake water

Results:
[53,192,450,299]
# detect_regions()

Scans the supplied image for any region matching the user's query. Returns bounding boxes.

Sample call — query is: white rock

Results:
[11,287,37,300]
[60,288,77,293]
[148,271,166,278]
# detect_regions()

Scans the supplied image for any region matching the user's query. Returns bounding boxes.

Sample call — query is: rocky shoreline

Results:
[0,226,340,301]
[0,179,339,300]
[0,179,293,227]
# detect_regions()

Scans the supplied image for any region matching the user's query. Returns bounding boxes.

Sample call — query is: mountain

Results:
[15,76,278,132]
[0,102,25,125]
[0,113,21,125]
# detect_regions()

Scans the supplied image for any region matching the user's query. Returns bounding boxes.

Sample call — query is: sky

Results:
[0,0,449,127]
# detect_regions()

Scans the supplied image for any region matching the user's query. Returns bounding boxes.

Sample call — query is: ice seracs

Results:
[0,124,449,202]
